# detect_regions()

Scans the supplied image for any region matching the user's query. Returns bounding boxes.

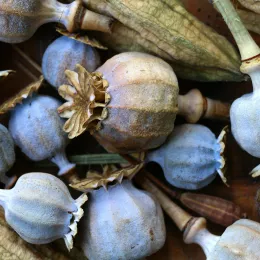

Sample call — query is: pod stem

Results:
[212,0,260,60]
[81,9,113,33]
[178,89,230,123]
[145,171,244,227]
[59,0,113,34]
[0,189,10,208]
[136,174,192,231]
[135,175,220,258]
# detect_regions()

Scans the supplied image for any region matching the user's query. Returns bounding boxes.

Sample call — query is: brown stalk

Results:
[178,89,230,123]
[145,172,245,227]
[135,175,220,258]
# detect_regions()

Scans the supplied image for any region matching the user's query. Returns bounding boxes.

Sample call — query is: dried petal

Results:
[58,65,110,138]
[217,126,229,186]
[70,163,144,191]
[0,76,44,115]
[56,27,107,50]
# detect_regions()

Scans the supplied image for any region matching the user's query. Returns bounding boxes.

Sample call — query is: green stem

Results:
[213,0,260,60]
[36,154,127,167]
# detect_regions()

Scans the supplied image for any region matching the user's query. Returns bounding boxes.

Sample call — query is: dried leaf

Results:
[237,0,260,14]
[237,9,260,35]
[0,76,44,115]
[58,65,110,139]
[57,27,107,50]
[70,163,144,191]
[85,0,244,82]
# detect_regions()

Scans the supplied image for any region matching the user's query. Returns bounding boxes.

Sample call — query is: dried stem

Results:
[212,0,260,60]
[135,174,192,231]
[60,0,113,34]
[36,154,127,167]
[135,175,220,258]
[81,9,113,33]
[178,89,230,123]
[145,171,244,227]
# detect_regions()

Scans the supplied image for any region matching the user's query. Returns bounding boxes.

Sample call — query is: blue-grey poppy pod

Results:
[42,36,101,89]
[147,124,227,190]
[9,94,75,176]
[0,172,87,250]
[80,180,166,260]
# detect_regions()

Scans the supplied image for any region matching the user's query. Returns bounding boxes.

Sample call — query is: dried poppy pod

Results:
[0,0,113,43]
[0,124,16,188]
[138,176,260,260]
[58,52,230,154]
[0,172,87,250]
[146,124,228,190]
[71,164,166,260]
[42,36,101,89]
[8,94,75,177]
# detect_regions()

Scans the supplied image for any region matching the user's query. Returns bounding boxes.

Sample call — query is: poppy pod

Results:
[58,52,179,153]
[147,124,228,190]
[71,165,166,260]
[42,36,101,89]
[9,94,75,176]
[0,172,87,250]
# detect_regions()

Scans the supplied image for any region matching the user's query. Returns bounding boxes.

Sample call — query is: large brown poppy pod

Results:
[58,52,230,154]
[58,52,179,153]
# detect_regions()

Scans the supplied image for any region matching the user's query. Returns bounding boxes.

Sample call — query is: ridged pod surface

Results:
[85,0,243,81]
[79,180,166,260]
[0,124,15,186]
[209,219,260,259]
[42,36,101,89]
[147,124,226,190]
[9,95,75,176]
[58,52,179,153]
[0,173,87,250]
[0,0,64,43]
[94,52,179,153]
[231,92,260,157]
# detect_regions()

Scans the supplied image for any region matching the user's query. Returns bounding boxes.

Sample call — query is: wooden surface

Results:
[1,0,260,259]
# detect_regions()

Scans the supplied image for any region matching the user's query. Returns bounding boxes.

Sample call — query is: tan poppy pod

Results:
[58,52,179,153]
[58,52,230,154]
